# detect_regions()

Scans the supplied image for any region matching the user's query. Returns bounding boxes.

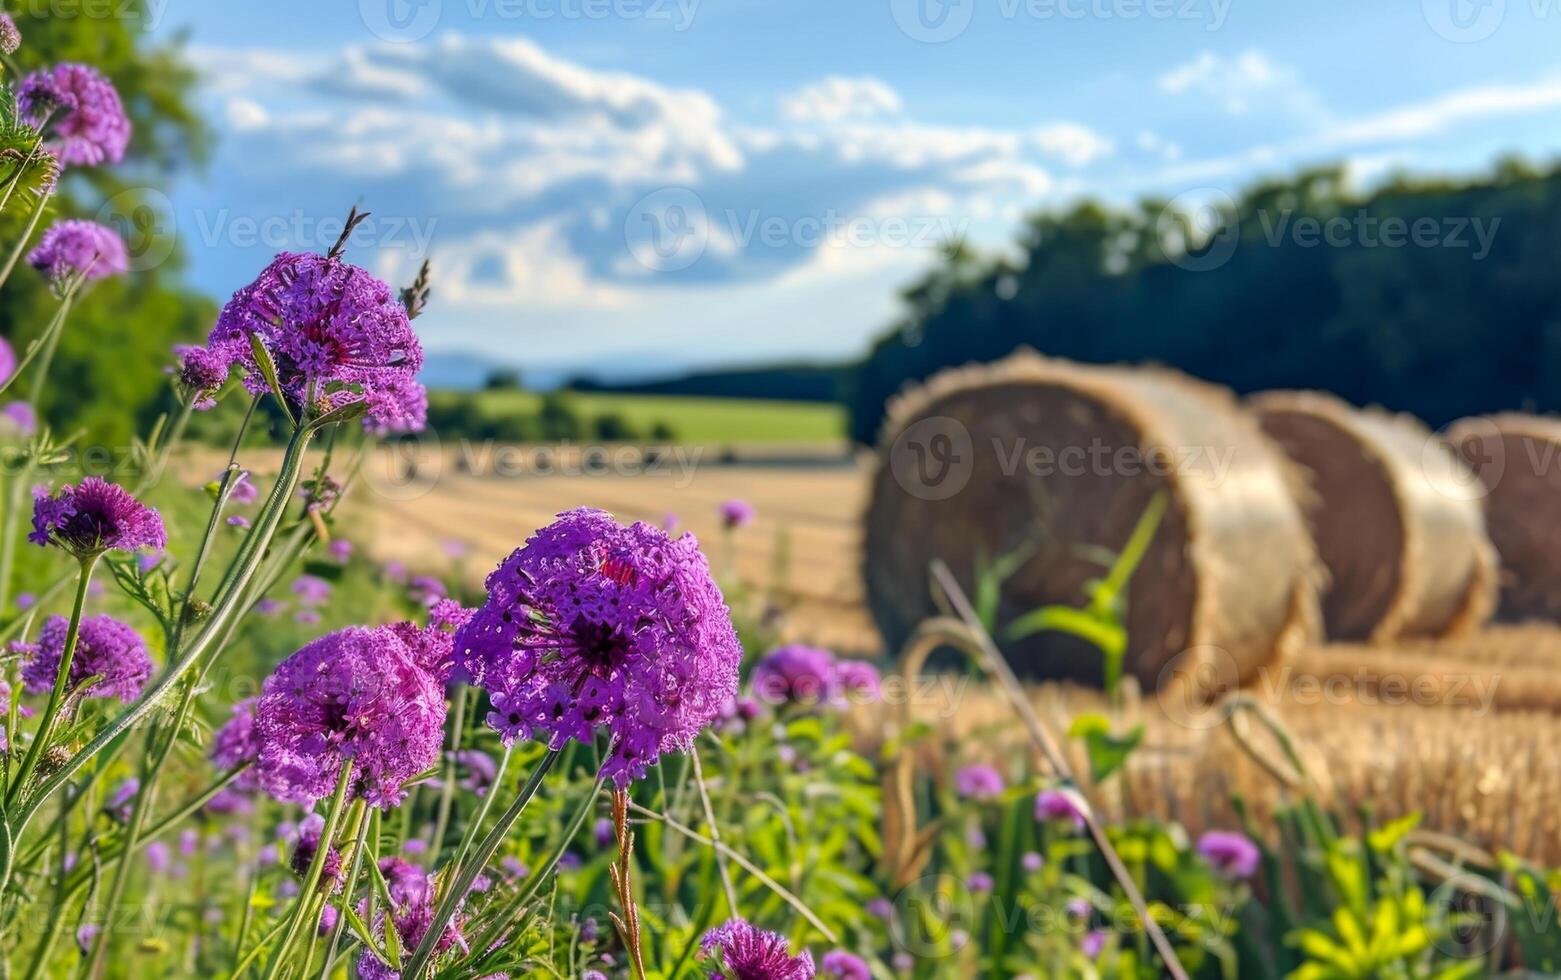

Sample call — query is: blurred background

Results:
[10,0,1561,652]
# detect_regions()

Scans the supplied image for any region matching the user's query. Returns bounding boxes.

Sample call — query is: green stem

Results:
[402,749,560,979]
[6,556,97,809]
[3,422,318,875]
[0,190,48,296]
[429,684,469,868]
[262,764,355,980]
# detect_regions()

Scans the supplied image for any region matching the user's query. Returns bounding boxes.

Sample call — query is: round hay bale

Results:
[1446,413,1561,623]
[1251,391,1495,642]
[862,350,1319,690]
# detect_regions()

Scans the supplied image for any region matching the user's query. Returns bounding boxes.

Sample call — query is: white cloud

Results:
[1031,123,1114,166]
[1156,49,1323,120]
[780,76,903,123]
[1322,76,1561,146]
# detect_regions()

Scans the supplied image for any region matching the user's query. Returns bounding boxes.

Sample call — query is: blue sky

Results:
[145,0,1561,380]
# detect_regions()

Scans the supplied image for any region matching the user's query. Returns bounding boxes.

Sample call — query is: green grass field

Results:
[435,389,847,445]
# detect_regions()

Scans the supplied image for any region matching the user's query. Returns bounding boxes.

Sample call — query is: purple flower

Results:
[1021,851,1044,872]
[356,866,469,980]
[700,919,815,979]
[75,924,100,953]
[0,336,13,387]
[327,539,353,563]
[500,856,528,879]
[144,841,171,874]
[255,597,284,617]
[752,645,837,705]
[1081,929,1109,958]
[201,251,426,433]
[1,401,37,437]
[821,950,871,980]
[18,614,151,702]
[290,574,332,608]
[719,499,754,529]
[106,777,139,822]
[203,788,253,816]
[1035,788,1087,830]
[408,574,446,607]
[18,63,131,167]
[211,698,261,790]
[289,813,343,891]
[379,856,431,905]
[955,764,1006,801]
[252,625,447,809]
[227,470,259,505]
[317,904,338,936]
[30,477,165,557]
[383,560,408,584]
[966,872,994,893]
[594,818,614,848]
[175,344,230,410]
[835,660,881,704]
[454,748,497,796]
[453,508,741,787]
[28,220,128,283]
[866,897,893,921]
[0,14,21,55]
[1196,830,1261,880]
[227,515,250,529]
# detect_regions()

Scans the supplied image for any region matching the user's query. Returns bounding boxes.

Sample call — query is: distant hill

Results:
[569,363,848,403]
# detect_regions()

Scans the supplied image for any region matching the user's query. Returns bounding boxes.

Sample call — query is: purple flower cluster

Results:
[252,625,446,809]
[289,813,343,890]
[28,220,128,283]
[751,646,881,709]
[453,508,741,786]
[954,764,1006,801]
[357,865,471,980]
[30,477,165,558]
[1035,788,1088,830]
[719,499,755,529]
[187,251,426,432]
[820,951,870,980]
[1196,830,1261,880]
[18,63,131,167]
[2,402,37,437]
[0,14,20,55]
[17,614,152,702]
[211,698,261,790]
[700,919,815,979]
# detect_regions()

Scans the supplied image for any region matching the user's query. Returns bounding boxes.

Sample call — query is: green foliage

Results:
[849,161,1561,445]
[0,3,212,448]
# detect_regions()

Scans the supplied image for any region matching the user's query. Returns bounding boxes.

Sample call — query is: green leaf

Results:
[248,332,295,426]
[1066,713,1145,782]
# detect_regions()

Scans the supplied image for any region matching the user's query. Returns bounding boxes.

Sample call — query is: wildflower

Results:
[0,678,8,753]
[821,951,870,980]
[203,788,253,816]
[594,818,614,848]
[1196,830,1261,880]
[175,345,230,409]
[0,14,20,55]
[1035,788,1087,830]
[866,898,892,921]
[1021,851,1044,872]
[290,574,332,607]
[317,905,338,936]
[106,777,139,822]
[1,401,36,437]
[303,476,342,513]
[18,614,151,702]
[383,560,408,584]
[834,659,880,704]
[255,597,284,616]
[453,748,497,796]
[1081,929,1109,958]
[453,508,741,786]
[30,477,165,558]
[327,538,352,563]
[74,925,100,953]
[967,872,994,893]
[296,609,320,625]
[27,220,128,283]
[356,867,470,980]
[201,251,426,433]
[211,698,261,790]
[144,841,171,874]
[252,625,446,808]
[752,645,837,705]
[500,856,528,879]
[18,63,131,166]
[954,764,1005,801]
[227,515,250,529]
[700,919,815,979]
[227,470,259,505]
[408,574,445,607]
[558,852,582,871]
[719,499,754,529]
[0,336,13,386]
[289,813,343,891]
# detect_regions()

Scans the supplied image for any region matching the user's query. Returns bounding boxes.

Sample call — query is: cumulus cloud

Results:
[1156,49,1324,120]
[780,76,903,123]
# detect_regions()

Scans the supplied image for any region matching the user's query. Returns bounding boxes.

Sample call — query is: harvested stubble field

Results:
[203,445,1561,863]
